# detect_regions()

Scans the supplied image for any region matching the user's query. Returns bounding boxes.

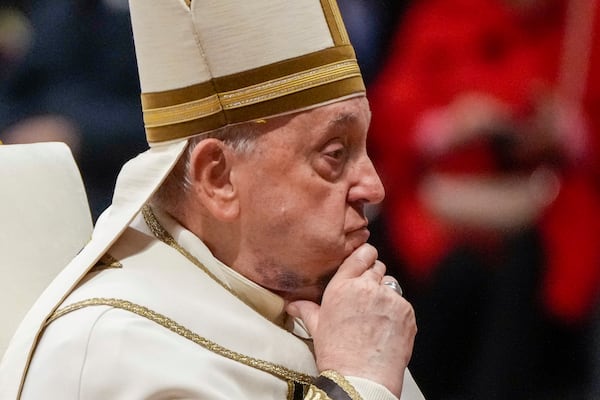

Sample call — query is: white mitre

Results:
[0,0,365,398]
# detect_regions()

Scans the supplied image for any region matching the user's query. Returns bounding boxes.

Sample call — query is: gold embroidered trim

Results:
[140,46,363,143]
[219,60,360,110]
[141,59,360,129]
[305,385,332,400]
[143,94,222,128]
[321,370,363,400]
[48,297,313,385]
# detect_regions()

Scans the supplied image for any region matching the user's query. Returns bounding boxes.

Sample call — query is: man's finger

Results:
[286,300,320,335]
[330,243,378,281]
[364,260,386,281]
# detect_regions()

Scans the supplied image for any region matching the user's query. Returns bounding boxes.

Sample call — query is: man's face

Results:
[232,96,385,302]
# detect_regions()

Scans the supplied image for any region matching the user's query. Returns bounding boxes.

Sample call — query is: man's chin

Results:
[276,285,326,304]
[346,228,370,253]
[263,242,365,303]
[293,269,338,303]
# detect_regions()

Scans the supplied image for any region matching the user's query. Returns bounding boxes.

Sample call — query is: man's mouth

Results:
[346,226,370,250]
[345,218,369,234]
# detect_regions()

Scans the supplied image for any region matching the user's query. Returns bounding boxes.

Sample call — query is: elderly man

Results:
[0,1,424,399]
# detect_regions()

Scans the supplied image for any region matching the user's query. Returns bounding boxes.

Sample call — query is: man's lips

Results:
[345,220,369,234]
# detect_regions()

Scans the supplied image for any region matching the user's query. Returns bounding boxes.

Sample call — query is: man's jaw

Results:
[262,267,336,304]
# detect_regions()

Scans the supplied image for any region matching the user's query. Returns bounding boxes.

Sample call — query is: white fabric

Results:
[0,142,92,358]
[129,0,211,92]
[348,375,425,400]
[130,0,335,93]
[0,141,187,399]
[193,0,333,77]
[136,209,287,323]
[21,225,316,399]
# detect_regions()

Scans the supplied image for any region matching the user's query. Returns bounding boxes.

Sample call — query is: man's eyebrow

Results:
[328,112,358,129]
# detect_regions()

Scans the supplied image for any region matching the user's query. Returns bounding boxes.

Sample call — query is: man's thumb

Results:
[286,300,320,335]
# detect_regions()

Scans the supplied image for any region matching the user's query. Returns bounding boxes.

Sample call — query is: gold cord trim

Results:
[219,60,360,110]
[143,94,222,128]
[142,205,287,323]
[320,370,363,400]
[48,298,313,384]
[141,205,237,297]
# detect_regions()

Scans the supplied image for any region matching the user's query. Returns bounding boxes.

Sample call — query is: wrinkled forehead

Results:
[307,96,371,133]
[253,96,371,149]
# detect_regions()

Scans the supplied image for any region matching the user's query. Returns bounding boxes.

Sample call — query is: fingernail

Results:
[356,243,376,259]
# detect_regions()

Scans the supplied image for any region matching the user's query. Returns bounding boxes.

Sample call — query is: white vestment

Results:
[14,209,425,400]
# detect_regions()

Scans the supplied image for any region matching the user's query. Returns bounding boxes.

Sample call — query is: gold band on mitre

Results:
[141,45,364,144]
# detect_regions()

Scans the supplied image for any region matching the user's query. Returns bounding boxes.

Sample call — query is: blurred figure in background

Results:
[367,0,600,398]
[0,0,146,220]
[0,1,32,83]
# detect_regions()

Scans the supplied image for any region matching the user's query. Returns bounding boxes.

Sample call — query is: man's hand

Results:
[286,244,416,397]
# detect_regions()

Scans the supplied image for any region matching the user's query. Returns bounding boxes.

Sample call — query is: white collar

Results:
[132,207,288,325]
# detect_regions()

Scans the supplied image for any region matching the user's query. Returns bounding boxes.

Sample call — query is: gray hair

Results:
[152,122,264,215]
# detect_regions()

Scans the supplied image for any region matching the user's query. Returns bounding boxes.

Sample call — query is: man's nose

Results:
[348,155,385,205]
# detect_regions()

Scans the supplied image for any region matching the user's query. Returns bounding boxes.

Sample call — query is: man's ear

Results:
[188,139,239,221]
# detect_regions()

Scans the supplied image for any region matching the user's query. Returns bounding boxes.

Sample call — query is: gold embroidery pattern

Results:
[219,60,361,110]
[320,370,363,400]
[48,297,313,385]
[143,95,222,128]
[142,59,359,128]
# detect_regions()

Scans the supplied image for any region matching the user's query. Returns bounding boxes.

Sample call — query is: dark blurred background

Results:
[0,0,146,219]
[1,1,599,399]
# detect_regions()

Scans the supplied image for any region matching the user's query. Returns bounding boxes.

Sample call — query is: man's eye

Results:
[315,141,348,180]
[326,148,346,160]
[323,143,347,162]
